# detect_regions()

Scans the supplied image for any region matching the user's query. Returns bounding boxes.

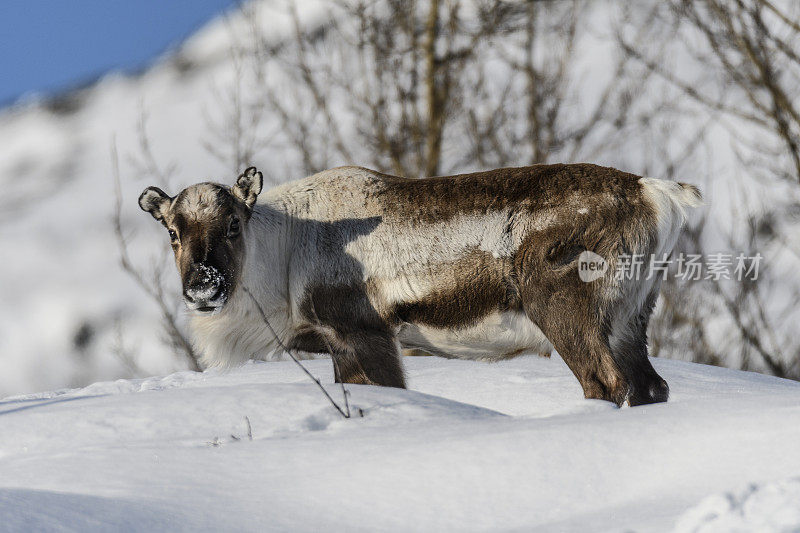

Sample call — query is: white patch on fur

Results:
[191,288,290,368]
[399,311,553,360]
[345,211,516,265]
[341,210,521,308]
[607,178,703,346]
[177,183,226,219]
[639,178,702,259]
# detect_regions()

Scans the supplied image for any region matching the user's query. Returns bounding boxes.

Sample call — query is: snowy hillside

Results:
[0,2,332,396]
[2,354,800,532]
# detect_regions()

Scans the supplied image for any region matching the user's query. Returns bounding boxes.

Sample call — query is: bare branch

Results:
[111,138,202,372]
[241,286,351,419]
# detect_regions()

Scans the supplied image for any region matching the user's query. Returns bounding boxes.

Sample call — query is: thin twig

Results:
[245,416,253,440]
[110,138,202,372]
[241,286,350,419]
[306,299,351,418]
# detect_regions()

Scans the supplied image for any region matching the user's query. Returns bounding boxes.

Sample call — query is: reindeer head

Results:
[138,167,263,314]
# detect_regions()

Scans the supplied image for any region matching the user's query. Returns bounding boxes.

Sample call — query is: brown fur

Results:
[369,163,645,224]
[169,185,249,304]
[309,164,669,404]
[299,284,406,388]
[392,248,519,329]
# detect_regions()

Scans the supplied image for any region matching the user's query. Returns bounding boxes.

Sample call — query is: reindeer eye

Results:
[228,217,241,237]
[168,229,178,242]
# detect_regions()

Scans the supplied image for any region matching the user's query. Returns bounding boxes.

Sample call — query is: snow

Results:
[675,479,800,533]
[1,354,799,532]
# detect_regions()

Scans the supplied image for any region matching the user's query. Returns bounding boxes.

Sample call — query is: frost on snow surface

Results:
[1,355,800,532]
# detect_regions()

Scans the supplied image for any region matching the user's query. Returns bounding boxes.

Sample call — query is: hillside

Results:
[0,2,332,395]
[2,355,800,532]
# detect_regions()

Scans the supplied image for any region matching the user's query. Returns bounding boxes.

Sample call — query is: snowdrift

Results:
[1,355,799,532]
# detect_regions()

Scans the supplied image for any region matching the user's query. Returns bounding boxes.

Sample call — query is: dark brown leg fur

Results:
[330,348,375,386]
[328,328,406,388]
[609,291,669,405]
[300,285,406,388]
[516,233,629,406]
[517,281,629,405]
[514,219,669,406]
[534,310,629,406]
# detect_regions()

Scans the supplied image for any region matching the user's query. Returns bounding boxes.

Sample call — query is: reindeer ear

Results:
[232,167,263,209]
[138,186,172,222]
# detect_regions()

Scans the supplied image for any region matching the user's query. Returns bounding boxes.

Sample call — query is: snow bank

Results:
[1,355,799,532]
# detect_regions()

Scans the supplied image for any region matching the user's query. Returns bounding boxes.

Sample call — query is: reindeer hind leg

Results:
[608,288,669,405]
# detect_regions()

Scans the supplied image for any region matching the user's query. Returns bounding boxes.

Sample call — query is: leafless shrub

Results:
[258,0,652,177]
[111,138,202,372]
[111,316,142,377]
[202,0,276,177]
[621,0,800,378]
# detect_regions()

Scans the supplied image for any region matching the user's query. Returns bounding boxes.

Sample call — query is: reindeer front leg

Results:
[326,327,406,388]
[301,286,407,388]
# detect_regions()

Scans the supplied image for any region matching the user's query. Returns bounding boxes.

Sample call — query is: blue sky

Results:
[0,0,239,105]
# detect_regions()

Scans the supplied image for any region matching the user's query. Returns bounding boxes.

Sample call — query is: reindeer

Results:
[139,164,701,406]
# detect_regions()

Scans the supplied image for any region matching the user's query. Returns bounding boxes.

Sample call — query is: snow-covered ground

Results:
[2,354,799,532]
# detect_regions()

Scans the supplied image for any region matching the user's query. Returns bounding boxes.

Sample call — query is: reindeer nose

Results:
[184,263,223,303]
